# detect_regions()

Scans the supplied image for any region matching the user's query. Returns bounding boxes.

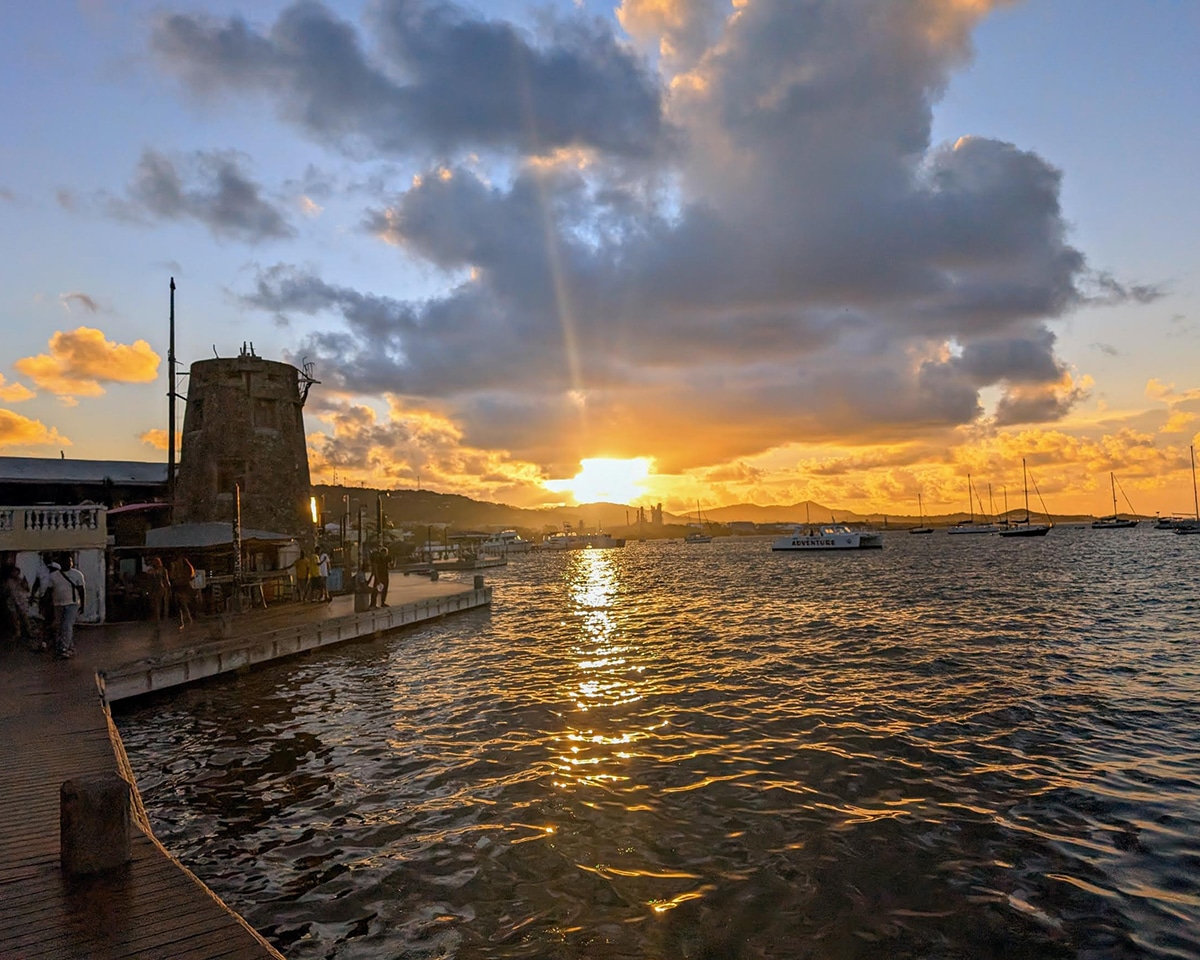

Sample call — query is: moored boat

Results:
[478,529,533,555]
[998,459,1052,538]
[535,531,626,550]
[947,474,998,534]
[1091,473,1139,529]
[1174,445,1200,536]
[771,523,883,551]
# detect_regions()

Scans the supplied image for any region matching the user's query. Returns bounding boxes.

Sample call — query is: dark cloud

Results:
[1090,342,1119,357]
[218,0,1151,469]
[60,292,100,313]
[994,381,1089,427]
[107,149,294,243]
[152,0,666,159]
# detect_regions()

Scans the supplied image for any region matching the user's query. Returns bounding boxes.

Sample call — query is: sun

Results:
[546,457,652,505]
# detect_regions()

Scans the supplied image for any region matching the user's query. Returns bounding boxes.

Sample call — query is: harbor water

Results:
[116,529,1200,959]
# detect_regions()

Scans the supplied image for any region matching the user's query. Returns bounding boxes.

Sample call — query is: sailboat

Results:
[1091,473,1139,529]
[684,501,713,543]
[1175,446,1200,535]
[999,459,1052,537]
[909,493,933,535]
[948,474,998,534]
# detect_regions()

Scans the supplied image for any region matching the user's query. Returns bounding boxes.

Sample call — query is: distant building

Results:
[175,344,317,539]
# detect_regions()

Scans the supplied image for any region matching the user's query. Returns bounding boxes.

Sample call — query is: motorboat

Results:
[478,530,532,555]
[771,523,883,551]
[535,531,626,550]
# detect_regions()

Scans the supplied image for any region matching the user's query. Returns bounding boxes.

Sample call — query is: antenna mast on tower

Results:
[168,277,177,521]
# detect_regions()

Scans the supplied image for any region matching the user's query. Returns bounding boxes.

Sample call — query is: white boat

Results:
[947,474,998,534]
[1091,473,1139,529]
[535,531,626,550]
[998,459,1052,537]
[1175,445,1200,536]
[771,523,883,551]
[685,500,713,543]
[478,529,532,555]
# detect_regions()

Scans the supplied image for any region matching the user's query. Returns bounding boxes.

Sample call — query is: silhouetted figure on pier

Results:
[146,557,170,621]
[369,546,390,608]
[169,555,196,628]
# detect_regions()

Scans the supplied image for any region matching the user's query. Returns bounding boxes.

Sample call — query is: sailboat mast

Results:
[1022,459,1031,518]
[1192,445,1198,521]
[1111,472,1118,516]
[967,473,974,523]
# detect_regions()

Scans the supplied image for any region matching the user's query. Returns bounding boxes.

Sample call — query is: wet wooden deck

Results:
[0,576,491,959]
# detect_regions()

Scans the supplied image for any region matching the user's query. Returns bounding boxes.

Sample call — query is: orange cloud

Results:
[139,428,180,451]
[0,409,70,449]
[14,327,160,397]
[306,397,553,506]
[0,374,34,403]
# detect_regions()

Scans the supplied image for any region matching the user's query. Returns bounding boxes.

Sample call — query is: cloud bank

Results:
[154,0,1156,480]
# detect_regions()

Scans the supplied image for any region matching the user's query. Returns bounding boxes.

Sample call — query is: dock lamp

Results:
[310,496,319,525]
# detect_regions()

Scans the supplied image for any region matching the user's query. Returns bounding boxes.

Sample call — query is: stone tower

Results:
[176,344,317,537]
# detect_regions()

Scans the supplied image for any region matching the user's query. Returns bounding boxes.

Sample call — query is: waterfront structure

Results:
[176,345,317,539]
[0,503,108,622]
[0,456,166,507]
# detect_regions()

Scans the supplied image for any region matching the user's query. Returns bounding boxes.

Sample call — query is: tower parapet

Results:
[176,345,315,537]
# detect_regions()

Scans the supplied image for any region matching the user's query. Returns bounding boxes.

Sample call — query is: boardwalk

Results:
[0,577,490,959]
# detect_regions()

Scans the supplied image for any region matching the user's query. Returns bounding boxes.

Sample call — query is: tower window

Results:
[253,398,279,429]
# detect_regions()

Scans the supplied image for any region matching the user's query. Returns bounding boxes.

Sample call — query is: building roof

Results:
[145,522,295,549]
[0,456,167,486]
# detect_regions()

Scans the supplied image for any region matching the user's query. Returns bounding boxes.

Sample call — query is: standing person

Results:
[49,556,85,660]
[146,557,171,621]
[293,550,310,602]
[1,564,34,648]
[169,555,196,628]
[28,553,55,651]
[369,545,390,608]
[316,550,331,602]
[308,548,322,602]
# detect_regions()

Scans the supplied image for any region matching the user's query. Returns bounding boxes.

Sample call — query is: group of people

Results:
[292,549,332,602]
[0,554,86,660]
[351,546,393,608]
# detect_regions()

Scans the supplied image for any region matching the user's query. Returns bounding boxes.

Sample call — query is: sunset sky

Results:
[2,0,1197,518]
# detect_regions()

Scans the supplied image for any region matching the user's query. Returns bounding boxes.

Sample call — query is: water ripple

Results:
[117,529,1200,958]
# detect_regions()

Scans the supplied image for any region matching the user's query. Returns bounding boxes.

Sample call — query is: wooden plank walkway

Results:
[0,576,490,959]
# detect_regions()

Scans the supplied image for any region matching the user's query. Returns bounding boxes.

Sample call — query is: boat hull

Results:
[1091,517,1138,529]
[771,525,883,550]
[998,524,1051,538]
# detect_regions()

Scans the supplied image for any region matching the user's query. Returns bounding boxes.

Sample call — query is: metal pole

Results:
[167,277,176,521]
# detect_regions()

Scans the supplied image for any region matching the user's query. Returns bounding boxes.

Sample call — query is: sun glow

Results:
[546,457,652,504]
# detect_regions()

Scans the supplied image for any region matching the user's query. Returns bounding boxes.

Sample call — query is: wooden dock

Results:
[0,577,491,959]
